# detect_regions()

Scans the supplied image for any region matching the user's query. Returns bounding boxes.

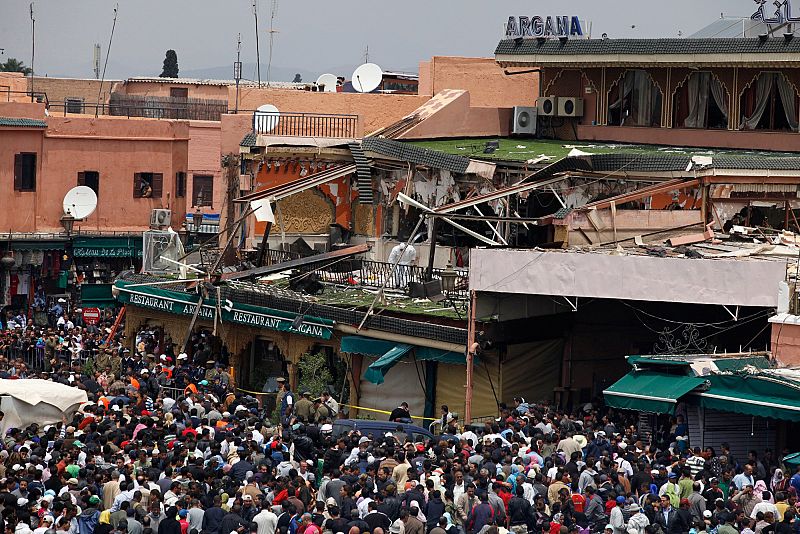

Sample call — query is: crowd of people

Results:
[0,317,797,534]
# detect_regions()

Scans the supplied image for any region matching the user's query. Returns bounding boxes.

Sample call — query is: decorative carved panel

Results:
[274,189,334,234]
[353,201,375,236]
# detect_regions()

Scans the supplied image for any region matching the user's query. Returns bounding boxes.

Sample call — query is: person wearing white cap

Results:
[626,503,650,534]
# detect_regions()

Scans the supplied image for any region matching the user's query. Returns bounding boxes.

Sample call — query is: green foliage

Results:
[160,50,179,78]
[0,58,32,75]
[296,352,333,398]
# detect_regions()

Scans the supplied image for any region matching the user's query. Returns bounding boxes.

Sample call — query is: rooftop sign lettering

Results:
[505,16,584,39]
[751,0,800,24]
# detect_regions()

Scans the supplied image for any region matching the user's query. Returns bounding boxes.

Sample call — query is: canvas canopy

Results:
[0,379,88,434]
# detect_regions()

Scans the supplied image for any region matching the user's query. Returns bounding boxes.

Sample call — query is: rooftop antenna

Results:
[29,2,34,103]
[96,3,118,118]
[93,44,101,79]
[363,45,369,63]
[234,33,242,113]
[266,0,279,86]
[253,0,261,87]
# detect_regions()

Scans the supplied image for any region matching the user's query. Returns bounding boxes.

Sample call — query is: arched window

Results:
[607,70,662,127]
[673,72,729,129]
[740,72,799,131]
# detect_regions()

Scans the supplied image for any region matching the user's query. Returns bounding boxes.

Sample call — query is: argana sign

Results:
[751,0,800,24]
[505,16,584,39]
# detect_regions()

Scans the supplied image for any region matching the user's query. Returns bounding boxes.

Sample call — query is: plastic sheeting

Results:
[0,379,88,434]
[359,356,427,420]
[501,340,563,405]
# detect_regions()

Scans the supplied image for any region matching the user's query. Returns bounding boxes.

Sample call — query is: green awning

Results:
[626,355,691,367]
[364,344,414,385]
[342,335,467,385]
[80,300,117,309]
[11,241,67,251]
[73,237,143,258]
[696,374,800,422]
[81,284,114,302]
[604,371,707,414]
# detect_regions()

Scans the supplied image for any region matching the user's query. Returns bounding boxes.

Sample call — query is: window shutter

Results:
[77,172,86,186]
[133,173,141,198]
[152,173,163,198]
[14,154,23,191]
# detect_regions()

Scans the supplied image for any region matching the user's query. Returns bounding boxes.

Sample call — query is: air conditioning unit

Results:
[558,97,584,117]
[512,106,538,135]
[150,209,172,229]
[536,96,558,117]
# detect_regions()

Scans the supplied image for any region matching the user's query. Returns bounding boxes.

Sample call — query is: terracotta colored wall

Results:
[220,113,251,155]
[187,121,223,215]
[419,56,539,107]
[576,124,800,152]
[28,77,121,107]
[400,91,513,139]
[231,86,429,136]
[771,322,800,366]
[0,108,189,233]
[121,81,230,101]
[0,73,30,102]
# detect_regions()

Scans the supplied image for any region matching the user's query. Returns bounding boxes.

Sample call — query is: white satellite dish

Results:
[316,73,338,93]
[351,63,383,93]
[254,104,280,133]
[63,186,98,220]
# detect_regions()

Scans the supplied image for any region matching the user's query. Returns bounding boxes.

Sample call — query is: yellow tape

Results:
[232,389,439,423]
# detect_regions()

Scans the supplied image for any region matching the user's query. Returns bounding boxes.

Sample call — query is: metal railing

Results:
[310,259,469,299]
[253,111,358,138]
[262,248,302,266]
[0,345,92,372]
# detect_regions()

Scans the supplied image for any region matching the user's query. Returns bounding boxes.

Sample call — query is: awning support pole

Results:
[563,296,578,312]
[465,290,476,425]
[722,305,739,322]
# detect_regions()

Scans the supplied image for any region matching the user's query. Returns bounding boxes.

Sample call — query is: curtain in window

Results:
[776,74,799,132]
[709,75,729,123]
[742,73,774,130]
[608,71,635,115]
[684,72,710,128]
[633,71,660,127]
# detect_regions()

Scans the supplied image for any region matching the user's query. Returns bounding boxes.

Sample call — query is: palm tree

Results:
[0,58,32,75]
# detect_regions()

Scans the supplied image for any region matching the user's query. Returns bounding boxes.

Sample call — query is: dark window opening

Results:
[607,70,662,127]
[13,153,36,192]
[77,171,100,196]
[192,174,213,207]
[170,87,188,99]
[672,72,729,130]
[175,172,186,198]
[133,172,163,198]
[740,72,800,132]
[65,97,84,114]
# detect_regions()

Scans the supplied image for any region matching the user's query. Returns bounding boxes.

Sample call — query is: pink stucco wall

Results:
[0,103,189,233]
[188,120,223,214]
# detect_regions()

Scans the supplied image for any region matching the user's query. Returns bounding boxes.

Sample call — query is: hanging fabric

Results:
[742,73,774,130]
[776,74,799,132]
[634,71,657,127]
[685,72,711,128]
[709,75,729,123]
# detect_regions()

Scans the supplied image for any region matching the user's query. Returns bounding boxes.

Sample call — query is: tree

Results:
[293,73,302,83]
[0,58,32,74]
[160,49,179,78]
[296,352,333,398]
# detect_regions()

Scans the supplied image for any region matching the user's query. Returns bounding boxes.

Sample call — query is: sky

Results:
[1,0,743,81]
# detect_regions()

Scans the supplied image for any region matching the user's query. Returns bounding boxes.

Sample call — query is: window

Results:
[175,172,186,198]
[77,171,100,196]
[133,172,163,198]
[740,72,799,132]
[13,153,36,192]
[65,97,84,114]
[192,174,213,207]
[673,72,729,130]
[170,87,188,99]
[607,70,662,127]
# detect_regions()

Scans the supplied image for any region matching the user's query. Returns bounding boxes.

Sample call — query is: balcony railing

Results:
[253,111,358,138]
[307,259,469,299]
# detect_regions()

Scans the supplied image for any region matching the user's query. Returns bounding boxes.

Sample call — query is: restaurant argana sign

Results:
[505,15,584,39]
[119,283,333,340]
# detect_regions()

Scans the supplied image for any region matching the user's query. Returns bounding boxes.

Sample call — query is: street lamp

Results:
[188,208,204,247]
[440,262,458,293]
[60,214,75,236]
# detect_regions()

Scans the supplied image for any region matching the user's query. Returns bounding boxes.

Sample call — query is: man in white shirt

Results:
[253,506,278,534]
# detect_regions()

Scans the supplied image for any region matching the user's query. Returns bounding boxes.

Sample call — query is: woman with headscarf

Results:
[754,480,774,503]
[772,468,789,495]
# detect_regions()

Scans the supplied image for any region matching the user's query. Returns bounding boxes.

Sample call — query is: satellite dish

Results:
[254,104,280,133]
[63,186,98,220]
[316,73,338,93]
[351,63,383,93]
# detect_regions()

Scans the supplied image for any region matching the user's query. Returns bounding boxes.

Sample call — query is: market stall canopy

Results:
[341,335,466,385]
[0,379,88,434]
[604,371,707,414]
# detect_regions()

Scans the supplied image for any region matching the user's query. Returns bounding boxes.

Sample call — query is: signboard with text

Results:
[506,15,584,39]
[82,307,101,325]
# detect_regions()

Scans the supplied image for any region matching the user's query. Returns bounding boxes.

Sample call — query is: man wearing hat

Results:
[609,496,627,534]
[294,391,315,423]
[626,503,649,534]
